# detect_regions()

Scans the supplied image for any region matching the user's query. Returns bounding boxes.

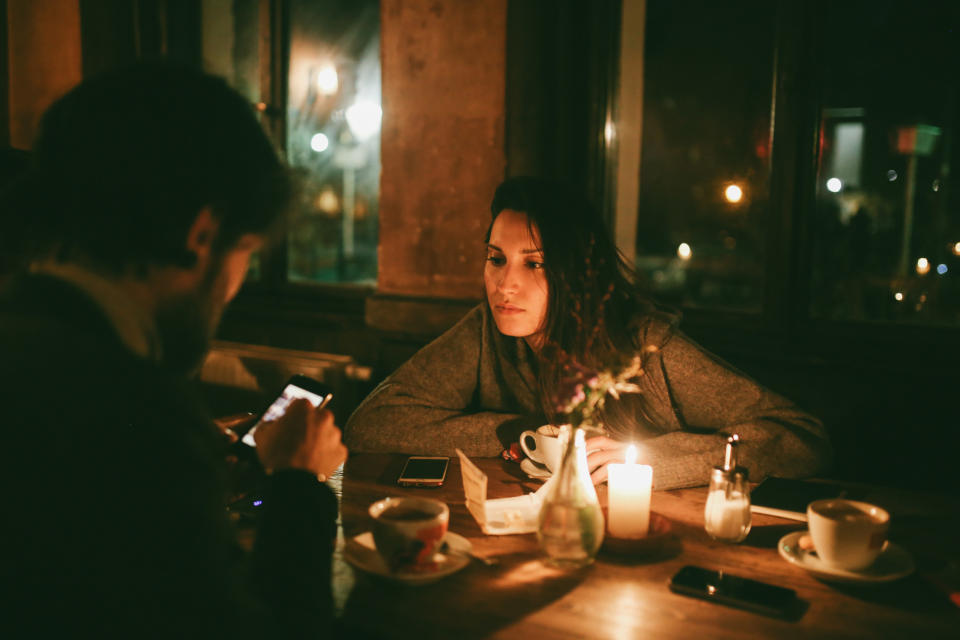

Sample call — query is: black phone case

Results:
[668,566,798,618]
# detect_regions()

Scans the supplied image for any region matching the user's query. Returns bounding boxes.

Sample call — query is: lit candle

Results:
[607,445,652,538]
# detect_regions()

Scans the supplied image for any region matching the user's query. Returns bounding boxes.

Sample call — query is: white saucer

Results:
[343,531,471,585]
[778,530,915,584]
[520,458,552,480]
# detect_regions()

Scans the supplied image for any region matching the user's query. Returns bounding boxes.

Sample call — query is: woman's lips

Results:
[495,303,524,314]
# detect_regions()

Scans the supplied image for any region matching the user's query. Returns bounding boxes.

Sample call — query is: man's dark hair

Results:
[6,61,293,273]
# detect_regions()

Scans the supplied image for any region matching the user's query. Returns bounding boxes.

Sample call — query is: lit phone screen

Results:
[241,384,326,447]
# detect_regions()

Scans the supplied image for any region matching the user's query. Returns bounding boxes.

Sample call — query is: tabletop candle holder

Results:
[704,434,752,543]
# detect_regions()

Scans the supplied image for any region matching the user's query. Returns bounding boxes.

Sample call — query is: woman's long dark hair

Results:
[488,176,658,423]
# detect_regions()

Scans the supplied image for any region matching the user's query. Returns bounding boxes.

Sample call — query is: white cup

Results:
[807,499,890,570]
[519,424,562,472]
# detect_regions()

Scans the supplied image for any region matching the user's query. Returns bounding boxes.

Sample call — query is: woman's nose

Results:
[497,264,520,294]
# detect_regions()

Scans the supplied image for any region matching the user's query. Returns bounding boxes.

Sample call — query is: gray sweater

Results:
[346,304,831,489]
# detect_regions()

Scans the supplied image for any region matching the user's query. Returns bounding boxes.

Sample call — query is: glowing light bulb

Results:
[952,242,960,256]
[916,257,930,276]
[316,64,339,96]
[826,178,842,193]
[345,100,382,141]
[724,184,743,203]
[604,120,615,145]
[894,292,904,302]
[310,133,329,152]
[677,243,692,260]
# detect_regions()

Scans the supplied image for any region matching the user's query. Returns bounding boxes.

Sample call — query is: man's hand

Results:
[253,398,347,479]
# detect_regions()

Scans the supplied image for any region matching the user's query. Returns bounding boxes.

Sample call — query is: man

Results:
[0,63,346,636]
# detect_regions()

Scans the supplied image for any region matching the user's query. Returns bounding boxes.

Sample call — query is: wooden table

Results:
[328,454,960,639]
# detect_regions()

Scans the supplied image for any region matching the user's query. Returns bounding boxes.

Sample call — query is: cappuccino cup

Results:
[519,424,562,472]
[369,497,449,571]
[807,499,889,570]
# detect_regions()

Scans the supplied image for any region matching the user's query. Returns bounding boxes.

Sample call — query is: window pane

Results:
[201,0,262,281]
[636,0,775,312]
[201,0,261,106]
[286,0,380,285]
[810,1,959,325]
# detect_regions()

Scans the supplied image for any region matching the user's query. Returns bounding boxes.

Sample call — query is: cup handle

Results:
[519,431,543,463]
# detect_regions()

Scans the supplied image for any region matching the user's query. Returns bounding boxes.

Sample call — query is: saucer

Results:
[343,531,471,585]
[520,458,552,480]
[778,530,914,584]
[601,510,673,556]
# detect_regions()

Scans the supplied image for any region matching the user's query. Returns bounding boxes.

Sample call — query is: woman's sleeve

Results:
[636,331,833,490]
[344,307,524,456]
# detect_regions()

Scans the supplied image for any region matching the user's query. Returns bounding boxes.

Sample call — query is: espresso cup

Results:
[519,424,562,472]
[807,499,890,570]
[369,497,449,571]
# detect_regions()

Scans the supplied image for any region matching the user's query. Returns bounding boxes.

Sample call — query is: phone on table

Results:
[397,456,450,487]
[237,374,333,448]
[668,565,800,619]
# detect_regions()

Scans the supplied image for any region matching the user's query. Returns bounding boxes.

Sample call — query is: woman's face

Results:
[484,209,549,349]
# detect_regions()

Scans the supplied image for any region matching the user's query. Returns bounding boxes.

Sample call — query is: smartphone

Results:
[239,375,332,447]
[397,456,450,487]
[668,565,799,618]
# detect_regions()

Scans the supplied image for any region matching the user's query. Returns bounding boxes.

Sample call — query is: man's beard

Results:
[154,257,228,377]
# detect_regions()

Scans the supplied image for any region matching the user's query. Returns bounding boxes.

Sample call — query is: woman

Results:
[346,177,831,489]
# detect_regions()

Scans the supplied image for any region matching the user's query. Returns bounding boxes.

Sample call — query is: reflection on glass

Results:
[201,0,261,104]
[286,0,380,285]
[636,0,775,312]
[810,1,959,325]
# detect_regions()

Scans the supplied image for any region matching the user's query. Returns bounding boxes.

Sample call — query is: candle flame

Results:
[625,444,637,465]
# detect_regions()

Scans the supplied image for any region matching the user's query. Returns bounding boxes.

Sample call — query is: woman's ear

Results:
[184,206,220,265]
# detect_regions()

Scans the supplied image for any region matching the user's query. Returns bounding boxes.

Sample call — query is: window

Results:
[200,0,381,288]
[635,0,776,313]
[631,0,959,328]
[809,0,959,325]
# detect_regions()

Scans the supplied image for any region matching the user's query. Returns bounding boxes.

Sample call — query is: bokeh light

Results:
[346,100,382,140]
[310,133,330,152]
[316,64,339,96]
[724,184,743,203]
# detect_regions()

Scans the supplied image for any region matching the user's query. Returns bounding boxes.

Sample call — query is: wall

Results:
[6,0,82,149]
[375,0,506,311]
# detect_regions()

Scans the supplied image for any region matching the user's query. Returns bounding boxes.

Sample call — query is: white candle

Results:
[607,445,652,539]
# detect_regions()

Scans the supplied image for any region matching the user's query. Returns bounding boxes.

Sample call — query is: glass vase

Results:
[537,424,605,567]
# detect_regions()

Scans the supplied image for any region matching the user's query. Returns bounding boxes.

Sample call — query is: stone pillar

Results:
[7,0,83,149]
[372,0,506,334]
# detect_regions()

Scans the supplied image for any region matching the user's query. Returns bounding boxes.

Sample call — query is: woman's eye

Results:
[486,255,506,266]
[526,260,545,270]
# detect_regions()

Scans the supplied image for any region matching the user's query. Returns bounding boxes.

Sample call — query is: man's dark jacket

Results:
[0,275,338,637]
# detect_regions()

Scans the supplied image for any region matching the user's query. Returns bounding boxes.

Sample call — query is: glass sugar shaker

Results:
[704,434,752,543]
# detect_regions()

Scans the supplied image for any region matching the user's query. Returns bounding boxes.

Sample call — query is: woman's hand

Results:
[254,398,348,479]
[584,435,633,485]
